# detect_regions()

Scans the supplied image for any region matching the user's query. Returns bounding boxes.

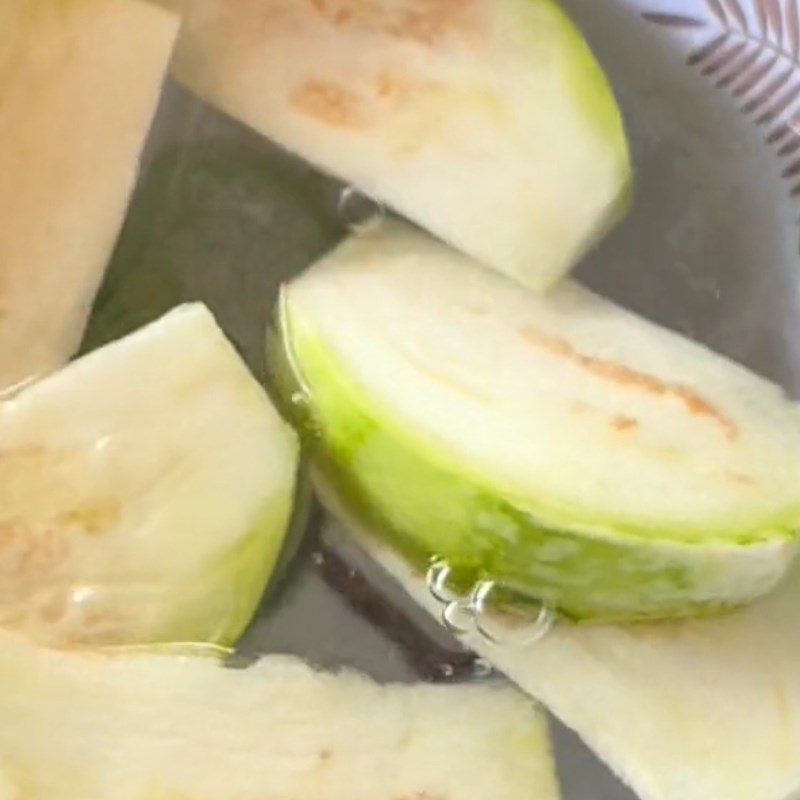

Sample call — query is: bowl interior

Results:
[82,1,800,797]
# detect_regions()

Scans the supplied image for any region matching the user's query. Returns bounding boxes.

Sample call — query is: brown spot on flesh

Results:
[389,0,480,47]
[0,577,132,647]
[518,326,738,441]
[726,470,755,486]
[0,495,118,581]
[375,70,415,102]
[0,522,75,638]
[306,0,483,47]
[55,498,120,534]
[38,590,66,625]
[0,520,70,576]
[308,0,355,25]
[290,80,370,130]
[0,495,130,645]
[611,415,637,432]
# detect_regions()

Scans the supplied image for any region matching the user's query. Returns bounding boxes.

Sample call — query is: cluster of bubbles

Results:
[426,559,555,648]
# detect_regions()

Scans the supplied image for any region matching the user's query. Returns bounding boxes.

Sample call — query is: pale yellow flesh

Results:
[286,221,800,544]
[329,519,800,800]
[155,0,628,289]
[0,630,559,800]
[0,0,178,392]
[0,304,298,648]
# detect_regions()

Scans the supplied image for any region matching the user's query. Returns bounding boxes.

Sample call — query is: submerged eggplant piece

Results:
[0,0,177,392]
[0,630,559,800]
[331,522,800,800]
[277,220,800,622]
[0,304,298,647]
[156,0,629,290]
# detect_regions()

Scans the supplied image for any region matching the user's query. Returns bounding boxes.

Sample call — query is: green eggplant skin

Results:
[273,299,796,623]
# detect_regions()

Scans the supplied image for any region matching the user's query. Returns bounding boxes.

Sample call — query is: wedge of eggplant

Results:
[0,0,177,392]
[157,0,629,290]
[0,630,559,800]
[0,304,298,647]
[277,220,800,621]
[326,520,800,800]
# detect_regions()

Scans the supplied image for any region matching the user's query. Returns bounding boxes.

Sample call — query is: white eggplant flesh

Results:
[279,220,800,621]
[328,520,800,800]
[0,0,178,392]
[0,304,298,647]
[156,0,630,290]
[0,630,559,800]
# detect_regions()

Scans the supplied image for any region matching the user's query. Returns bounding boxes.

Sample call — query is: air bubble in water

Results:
[338,186,385,233]
[426,559,459,604]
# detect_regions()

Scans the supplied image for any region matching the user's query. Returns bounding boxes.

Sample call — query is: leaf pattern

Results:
[755,0,770,36]
[762,0,784,41]
[716,43,761,86]
[781,154,800,174]
[642,12,706,26]
[722,0,749,29]
[732,50,780,95]
[777,132,800,152]
[704,0,731,23]
[787,0,800,57]
[702,39,748,74]
[756,77,800,122]
[742,64,794,112]
[647,0,800,201]
[767,122,789,141]
[687,32,729,63]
